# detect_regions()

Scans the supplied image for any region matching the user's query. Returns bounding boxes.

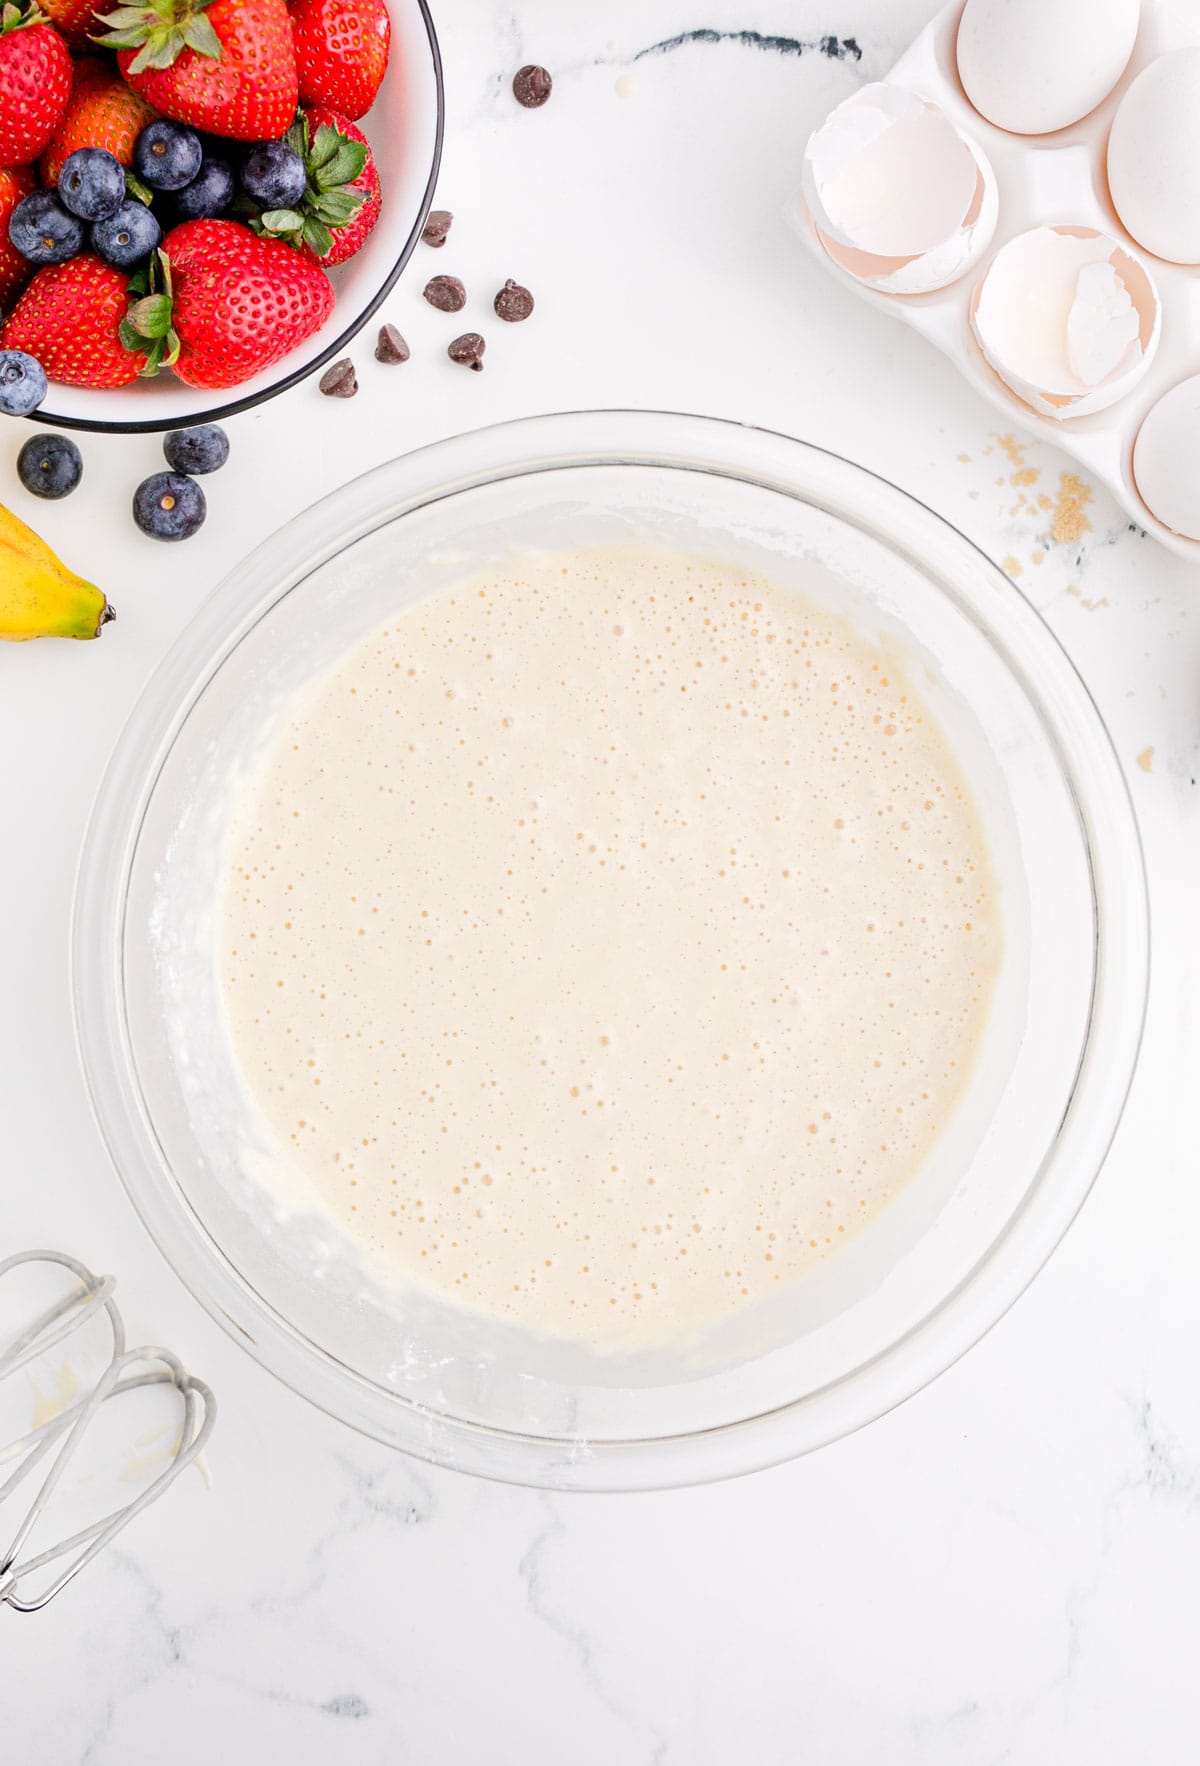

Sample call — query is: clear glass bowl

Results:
[72,411,1149,1489]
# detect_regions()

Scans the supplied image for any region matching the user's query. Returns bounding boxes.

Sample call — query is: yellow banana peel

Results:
[0,502,114,641]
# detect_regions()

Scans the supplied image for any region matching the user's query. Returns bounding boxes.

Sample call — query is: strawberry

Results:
[0,162,35,308]
[291,0,388,122]
[254,104,379,266]
[40,0,97,49]
[122,219,333,388]
[95,0,297,141]
[0,253,146,385]
[40,57,159,186]
[0,4,72,167]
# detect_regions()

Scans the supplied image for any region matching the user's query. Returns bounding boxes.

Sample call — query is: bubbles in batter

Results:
[221,547,1002,1344]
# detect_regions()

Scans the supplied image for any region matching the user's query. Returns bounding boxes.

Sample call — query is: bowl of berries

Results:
[0,0,441,431]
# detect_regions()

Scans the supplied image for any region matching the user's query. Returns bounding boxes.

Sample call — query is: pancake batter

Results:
[221,548,1001,1343]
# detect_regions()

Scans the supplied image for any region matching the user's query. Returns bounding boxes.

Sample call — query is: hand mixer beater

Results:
[0,1249,215,1613]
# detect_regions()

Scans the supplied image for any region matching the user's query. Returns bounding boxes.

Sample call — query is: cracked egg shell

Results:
[970,226,1160,419]
[801,83,998,295]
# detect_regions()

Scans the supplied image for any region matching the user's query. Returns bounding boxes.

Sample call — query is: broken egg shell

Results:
[970,226,1160,420]
[804,84,977,256]
[1132,374,1200,541]
[957,0,1140,136]
[801,83,998,295]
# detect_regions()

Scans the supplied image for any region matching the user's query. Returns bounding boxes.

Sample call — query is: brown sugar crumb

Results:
[993,432,1029,469]
[1051,472,1094,545]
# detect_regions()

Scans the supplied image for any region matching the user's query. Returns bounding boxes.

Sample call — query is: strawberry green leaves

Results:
[119,251,179,373]
[0,2,47,37]
[249,112,366,259]
[304,118,367,189]
[93,0,222,73]
[255,188,358,258]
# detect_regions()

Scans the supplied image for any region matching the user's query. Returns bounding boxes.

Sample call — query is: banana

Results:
[0,502,114,641]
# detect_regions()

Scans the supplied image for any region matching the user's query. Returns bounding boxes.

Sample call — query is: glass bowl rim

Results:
[71,409,1150,1489]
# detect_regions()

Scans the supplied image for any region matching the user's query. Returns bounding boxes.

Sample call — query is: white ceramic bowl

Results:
[73,412,1149,1489]
[31,0,442,433]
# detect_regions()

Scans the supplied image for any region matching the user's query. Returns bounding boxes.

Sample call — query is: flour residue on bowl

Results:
[219,547,1002,1346]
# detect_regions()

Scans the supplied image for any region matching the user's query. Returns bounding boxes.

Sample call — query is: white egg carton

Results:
[794,0,1200,561]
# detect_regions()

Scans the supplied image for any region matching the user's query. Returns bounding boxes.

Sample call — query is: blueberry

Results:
[8,191,83,265]
[91,199,162,269]
[17,432,82,499]
[133,120,203,192]
[133,471,206,542]
[173,155,235,221]
[57,148,126,222]
[0,350,47,417]
[240,141,307,209]
[163,423,229,475]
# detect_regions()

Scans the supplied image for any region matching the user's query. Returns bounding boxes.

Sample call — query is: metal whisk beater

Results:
[0,1249,215,1613]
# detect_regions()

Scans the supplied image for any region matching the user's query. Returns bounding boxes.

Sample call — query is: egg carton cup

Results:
[791,0,1200,561]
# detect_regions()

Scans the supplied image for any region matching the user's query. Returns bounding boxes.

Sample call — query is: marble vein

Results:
[518,1498,669,1765]
[633,27,863,62]
[79,1551,184,1766]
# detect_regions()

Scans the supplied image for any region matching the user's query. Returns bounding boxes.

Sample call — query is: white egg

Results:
[1132,375,1200,540]
[1108,49,1200,264]
[799,83,997,295]
[971,226,1159,419]
[957,0,1140,135]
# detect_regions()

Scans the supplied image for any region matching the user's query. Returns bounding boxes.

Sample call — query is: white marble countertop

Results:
[4,1,1198,1758]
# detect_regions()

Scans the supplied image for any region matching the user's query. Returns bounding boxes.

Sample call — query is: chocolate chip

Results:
[448,332,486,371]
[375,323,410,364]
[423,274,466,313]
[512,64,552,107]
[422,208,452,248]
[319,357,357,397]
[494,279,534,322]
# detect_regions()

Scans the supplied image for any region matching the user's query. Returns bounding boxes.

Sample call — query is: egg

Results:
[1132,375,1200,540]
[971,225,1159,419]
[799,83,997,295]
[957,0,1140,135]
[1108,49,1200,264]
